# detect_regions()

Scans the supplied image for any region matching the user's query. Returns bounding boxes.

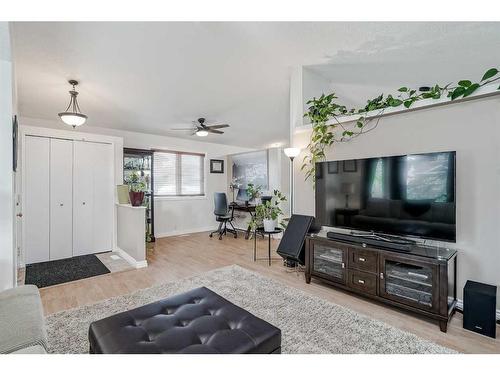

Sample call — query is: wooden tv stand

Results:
[305,233,457,332]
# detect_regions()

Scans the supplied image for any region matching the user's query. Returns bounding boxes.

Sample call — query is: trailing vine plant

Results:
[302,67,500,182]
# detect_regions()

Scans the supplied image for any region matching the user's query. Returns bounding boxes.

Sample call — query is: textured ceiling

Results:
[11,22,500,147]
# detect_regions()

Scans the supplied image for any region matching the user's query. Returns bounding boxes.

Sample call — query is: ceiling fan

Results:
[170,118,230,137]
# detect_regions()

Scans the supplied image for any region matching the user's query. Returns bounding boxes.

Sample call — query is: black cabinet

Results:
[306,235,457,332]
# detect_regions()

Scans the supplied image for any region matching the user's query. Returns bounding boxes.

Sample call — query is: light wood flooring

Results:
[39,232,500,354]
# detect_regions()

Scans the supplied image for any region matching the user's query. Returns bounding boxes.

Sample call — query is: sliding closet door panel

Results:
[73,141,94,256]
[92,142,114,252]
[49,139,73,260]
[24,136,50,264]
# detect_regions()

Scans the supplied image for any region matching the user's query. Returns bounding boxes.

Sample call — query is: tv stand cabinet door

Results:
[379,254,440,314]
[310,240,347,285]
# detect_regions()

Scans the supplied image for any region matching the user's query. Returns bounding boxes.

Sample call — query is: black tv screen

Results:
[315,151,456,242]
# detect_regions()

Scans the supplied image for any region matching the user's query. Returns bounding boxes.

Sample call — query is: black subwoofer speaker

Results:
[463,280,497,338]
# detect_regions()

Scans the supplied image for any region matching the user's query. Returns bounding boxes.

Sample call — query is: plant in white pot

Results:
[250,189,287,232]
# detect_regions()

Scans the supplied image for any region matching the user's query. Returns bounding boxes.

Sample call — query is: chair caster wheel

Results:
[234,234,237,238]
[209,234,213,238]
[219,237,222,240]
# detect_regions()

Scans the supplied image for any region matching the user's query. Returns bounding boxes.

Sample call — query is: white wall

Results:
[0,22,14,291]
[19,117,253,238]
[293,96,500,305]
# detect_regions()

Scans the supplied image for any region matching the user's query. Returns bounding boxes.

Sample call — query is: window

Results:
[153,150,205,197]
[406,153,451,202]
[370,158,384,198]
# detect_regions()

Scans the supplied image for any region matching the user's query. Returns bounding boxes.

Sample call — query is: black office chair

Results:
[209,192,238,240]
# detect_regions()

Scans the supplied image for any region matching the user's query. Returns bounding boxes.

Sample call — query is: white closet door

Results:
[73,141,94,256]
[49,138,73,260]
[73,141,114,256]
[24,136,50,264]
[91,142,114,253]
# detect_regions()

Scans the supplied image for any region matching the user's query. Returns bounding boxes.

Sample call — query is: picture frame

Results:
[343,159,357,173]
[327,161,339,174]
[210,159,224,174]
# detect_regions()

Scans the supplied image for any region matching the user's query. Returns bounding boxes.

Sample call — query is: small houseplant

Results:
[128,171,147,206]
[250,189,286,232]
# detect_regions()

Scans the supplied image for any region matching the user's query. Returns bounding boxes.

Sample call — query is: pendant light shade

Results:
[58,80,88,128]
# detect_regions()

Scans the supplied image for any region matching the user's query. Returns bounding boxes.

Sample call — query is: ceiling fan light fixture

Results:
[196,130,209,137]
[58,80,88,128]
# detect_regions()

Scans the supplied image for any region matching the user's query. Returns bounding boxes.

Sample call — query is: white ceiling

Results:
[11,22,500,148]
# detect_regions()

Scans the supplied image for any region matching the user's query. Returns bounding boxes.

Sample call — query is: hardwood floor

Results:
[39,232,500,354]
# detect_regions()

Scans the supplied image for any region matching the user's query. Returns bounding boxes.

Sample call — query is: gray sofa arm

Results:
[0,285,48,354]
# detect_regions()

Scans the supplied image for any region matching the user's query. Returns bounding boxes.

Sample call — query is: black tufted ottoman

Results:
[88,287,281,354]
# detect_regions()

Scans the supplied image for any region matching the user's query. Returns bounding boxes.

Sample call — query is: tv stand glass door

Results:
[311,242,347,284]
[379,254,439,313]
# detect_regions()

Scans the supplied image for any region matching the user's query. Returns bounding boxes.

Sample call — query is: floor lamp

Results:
[283,147,301,217]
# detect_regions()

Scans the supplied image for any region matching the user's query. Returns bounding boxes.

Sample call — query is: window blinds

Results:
[153,151,205,196]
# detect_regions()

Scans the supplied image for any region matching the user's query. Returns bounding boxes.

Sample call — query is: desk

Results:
[229,202,256,239]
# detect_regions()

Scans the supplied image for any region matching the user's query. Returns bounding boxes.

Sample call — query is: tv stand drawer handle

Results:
[357,279,365,284]
[358,257,366,262]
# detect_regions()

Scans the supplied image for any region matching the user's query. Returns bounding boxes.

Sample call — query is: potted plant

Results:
[250,189,286,232]
[128,171,147,206]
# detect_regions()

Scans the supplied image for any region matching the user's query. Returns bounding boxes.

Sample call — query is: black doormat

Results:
[25,254,111,288]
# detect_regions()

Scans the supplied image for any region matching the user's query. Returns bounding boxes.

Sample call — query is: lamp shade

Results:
[341,182,355,195]
[284,147,301,158]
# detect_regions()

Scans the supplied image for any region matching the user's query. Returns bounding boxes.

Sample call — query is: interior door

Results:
[91,142,114,253]
[24,136,50,264]
[73,141,94,256]
[379,253,439,313]
[49,138,73,260]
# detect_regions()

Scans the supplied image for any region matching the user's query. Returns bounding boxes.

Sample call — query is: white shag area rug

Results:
[45,264,455,354]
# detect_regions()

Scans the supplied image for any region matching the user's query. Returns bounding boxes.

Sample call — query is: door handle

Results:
[358,279,365,284]
[60,203,64,206]
[380,272,384,279]
[358,257,366,262]
[16,213,23,218]
[341,262,345,269]
[82,202,86,205]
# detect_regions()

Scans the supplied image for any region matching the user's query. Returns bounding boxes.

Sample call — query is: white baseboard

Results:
[455,299,500,321]
[155,226,215,238]
[113,247,148,269]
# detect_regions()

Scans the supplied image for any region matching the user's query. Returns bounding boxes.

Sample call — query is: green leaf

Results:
[450,87,465,100]
[390,99,403,107]
[458,80,472,87]
[481,68,498,82]
[462,83,480,98]
[404,100,412,108]
[398,87,408,92]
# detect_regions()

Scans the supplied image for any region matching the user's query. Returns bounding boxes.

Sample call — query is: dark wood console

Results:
[305,233,457,332]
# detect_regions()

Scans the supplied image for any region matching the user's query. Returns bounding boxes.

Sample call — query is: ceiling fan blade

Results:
[170,128,195,131]
[207,129,224,134]
[207,124,229,129]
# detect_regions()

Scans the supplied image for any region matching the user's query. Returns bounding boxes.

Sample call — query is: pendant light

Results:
[58,80,88,128]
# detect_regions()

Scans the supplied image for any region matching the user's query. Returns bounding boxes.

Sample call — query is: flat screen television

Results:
[315,151,456,242]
